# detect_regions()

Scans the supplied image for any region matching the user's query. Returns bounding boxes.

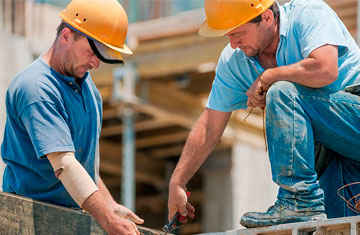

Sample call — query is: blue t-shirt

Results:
[1,56,102,208]
[207,0,360,112]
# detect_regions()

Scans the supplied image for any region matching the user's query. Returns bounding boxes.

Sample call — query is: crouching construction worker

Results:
[1,0,143,234]
[168,0,360,228]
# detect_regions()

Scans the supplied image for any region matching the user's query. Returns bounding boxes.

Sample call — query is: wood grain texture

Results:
[0,192,167,235]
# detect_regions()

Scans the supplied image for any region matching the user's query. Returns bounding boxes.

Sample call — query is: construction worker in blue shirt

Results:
[1,0,144,234]
[167,0,360,228]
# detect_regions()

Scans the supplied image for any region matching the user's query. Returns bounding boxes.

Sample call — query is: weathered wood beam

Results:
[327,0,356,10]
[99,140,165,186]
[102,103,196,129]
[101,118,174,137]
[129,39,227,79]
[148,145,185,159]
[100,159,164,186]
[0,192,166,235]
[127,9,204,43]
[135,131,189,149]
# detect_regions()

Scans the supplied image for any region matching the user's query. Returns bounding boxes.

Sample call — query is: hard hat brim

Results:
[88,39,124,64]
[198,21,239,37]
[102,41,133,55]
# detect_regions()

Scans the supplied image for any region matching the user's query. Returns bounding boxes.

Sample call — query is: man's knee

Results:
[266,81,297,103]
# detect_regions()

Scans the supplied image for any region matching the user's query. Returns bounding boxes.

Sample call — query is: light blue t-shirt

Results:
[1,56,102,208]
[207,0,360,112]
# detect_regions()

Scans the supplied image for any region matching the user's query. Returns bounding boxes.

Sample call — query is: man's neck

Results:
[258,19,280,69]
[43,45,63,74]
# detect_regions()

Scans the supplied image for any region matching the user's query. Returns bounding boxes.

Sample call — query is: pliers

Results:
[162,192,191,235]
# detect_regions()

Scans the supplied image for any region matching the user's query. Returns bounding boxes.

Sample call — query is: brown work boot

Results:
[240,204,327,228]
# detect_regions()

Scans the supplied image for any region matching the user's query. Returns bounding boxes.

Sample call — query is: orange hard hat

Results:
[60,0,132,63]
[199,0,275,37]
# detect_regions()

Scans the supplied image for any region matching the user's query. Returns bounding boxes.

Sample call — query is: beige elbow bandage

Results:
[47,152,99,207]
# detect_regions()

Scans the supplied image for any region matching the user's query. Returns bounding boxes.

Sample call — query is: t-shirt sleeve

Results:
[295,1,348,58]
[20,101,75,158]
[206,54,248,112]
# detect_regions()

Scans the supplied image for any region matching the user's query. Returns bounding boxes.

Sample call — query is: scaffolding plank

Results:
[198,215,360,235]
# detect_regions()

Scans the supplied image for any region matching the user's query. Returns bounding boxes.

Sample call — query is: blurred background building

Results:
[0,0,358,234]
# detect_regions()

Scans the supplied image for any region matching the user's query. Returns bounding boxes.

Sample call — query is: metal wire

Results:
[337,182,360,214]
[244,63,268,152]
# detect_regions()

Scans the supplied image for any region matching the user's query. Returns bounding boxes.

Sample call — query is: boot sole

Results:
[240,213,327,228]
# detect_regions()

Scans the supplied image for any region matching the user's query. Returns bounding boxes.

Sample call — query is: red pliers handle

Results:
[162,191,191,234]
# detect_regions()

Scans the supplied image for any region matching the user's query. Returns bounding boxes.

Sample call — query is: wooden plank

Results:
[131,39,227,79]
[100,160,164,186]
[99,140,165,185]
[327,0,357,11]
[0,192,165,235]
[149,145,184,159]
[101,118,174,137]
[136,131,189,148]
[102,103,196,129]
[127,9,205,42]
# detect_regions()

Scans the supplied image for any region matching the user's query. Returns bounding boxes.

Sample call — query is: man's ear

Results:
[261,9,274,25]
[59,27,72,45]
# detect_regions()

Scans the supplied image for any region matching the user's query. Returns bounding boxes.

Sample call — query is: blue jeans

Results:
[319,153,360,218]
[266,81,360,214]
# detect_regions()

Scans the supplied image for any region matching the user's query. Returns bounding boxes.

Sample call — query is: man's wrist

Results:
[260,69,276,90]
[169,180,187,191]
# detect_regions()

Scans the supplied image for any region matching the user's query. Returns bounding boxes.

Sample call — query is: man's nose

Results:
[90,56,100,69]
[228,37,240,49]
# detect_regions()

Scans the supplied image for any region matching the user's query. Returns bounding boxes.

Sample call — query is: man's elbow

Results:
[322,66,338,86]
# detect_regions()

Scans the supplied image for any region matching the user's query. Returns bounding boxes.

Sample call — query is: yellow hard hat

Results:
[60,0,132,64]
[199,0,275,37]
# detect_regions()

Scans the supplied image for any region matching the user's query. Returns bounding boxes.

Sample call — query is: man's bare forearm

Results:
[170,109,231,188]
[98,177,117,206]
[82,190,115,230]
[263,45,339,88]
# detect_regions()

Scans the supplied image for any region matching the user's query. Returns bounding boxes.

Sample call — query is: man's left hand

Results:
[246,71,273,109]
[246,77,266,109]
[112,203,144,224]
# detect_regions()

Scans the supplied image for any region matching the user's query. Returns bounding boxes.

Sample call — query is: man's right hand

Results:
[168,184,195,223]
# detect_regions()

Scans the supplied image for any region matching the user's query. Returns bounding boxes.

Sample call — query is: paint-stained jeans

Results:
[266,81,360,214]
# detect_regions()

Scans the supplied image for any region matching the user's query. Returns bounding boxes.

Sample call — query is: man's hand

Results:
[82,191,143,235]
[168,185,195,223]
[113,203,144,224]
[246,70,273,109]
[246,77,267,109]
[105,216,140,235]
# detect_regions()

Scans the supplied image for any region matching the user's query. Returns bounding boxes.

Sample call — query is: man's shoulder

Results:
[11,57,51,89]
[7,58,63,110]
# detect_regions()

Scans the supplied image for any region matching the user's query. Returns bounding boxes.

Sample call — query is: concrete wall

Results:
[203,150,233,233]
[231,143,278,229]
[0,30,33,190]
[24,1,61,56]
[202,143,278,233]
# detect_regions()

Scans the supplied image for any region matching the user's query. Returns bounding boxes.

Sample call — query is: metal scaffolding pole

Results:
[113,65,138,211]
[122,107,135,211]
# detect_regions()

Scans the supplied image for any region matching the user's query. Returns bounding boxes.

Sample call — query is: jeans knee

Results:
[266,81,297,103]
